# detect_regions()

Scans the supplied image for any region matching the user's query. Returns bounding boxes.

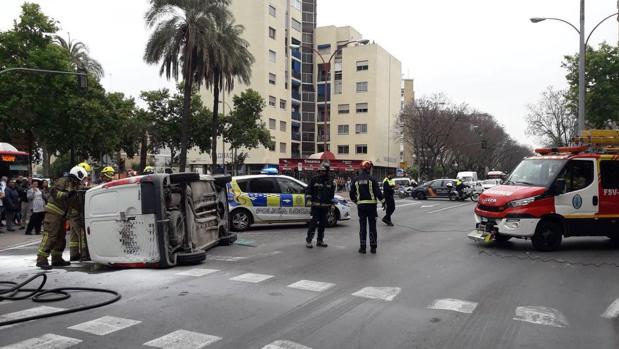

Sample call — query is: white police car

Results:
[227,174,351,231]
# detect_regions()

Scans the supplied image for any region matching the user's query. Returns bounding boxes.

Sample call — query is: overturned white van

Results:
[84,173,236,268]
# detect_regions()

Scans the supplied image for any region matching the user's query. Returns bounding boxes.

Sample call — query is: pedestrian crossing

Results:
[2,264,619,348]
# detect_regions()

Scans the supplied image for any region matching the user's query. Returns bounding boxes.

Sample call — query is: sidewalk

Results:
[0,228,41,251]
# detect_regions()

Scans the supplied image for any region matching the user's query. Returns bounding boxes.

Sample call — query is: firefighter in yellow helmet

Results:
[68,162,92,261]
[78,162,92,173]
[36,166,87,269]
[100,166,115,183]
[143,166,155,175]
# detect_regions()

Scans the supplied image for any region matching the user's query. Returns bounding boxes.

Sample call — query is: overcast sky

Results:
[1,0,618,147]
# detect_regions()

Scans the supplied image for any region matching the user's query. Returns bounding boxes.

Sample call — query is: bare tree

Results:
[526,86,577,147]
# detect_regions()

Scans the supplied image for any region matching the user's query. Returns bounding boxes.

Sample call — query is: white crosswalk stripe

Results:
[0,333,81,349]
[262,339,312,349]
[0,306,66,330]
[602,299,619,319]
[513,306,568,328]
[144,329,221,349]
[68,316,141,336]
[0,301,13,306]
[287,280,335,292]
[175,269,220,277]
[351,287,401,301]
[230,273,274,283]
[428,298,478,314]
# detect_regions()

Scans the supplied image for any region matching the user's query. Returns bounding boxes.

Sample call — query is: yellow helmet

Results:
[78,162,92,173]
[101,166,115,179]
[143,166,155,174]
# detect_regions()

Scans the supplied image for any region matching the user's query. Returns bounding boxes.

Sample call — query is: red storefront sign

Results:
[279,159,362,172]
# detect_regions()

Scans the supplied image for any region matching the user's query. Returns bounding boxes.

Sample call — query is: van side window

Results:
[249,178,280,194]
[557,160,594,193]
[600,161,619,189]
[236,179,249,192]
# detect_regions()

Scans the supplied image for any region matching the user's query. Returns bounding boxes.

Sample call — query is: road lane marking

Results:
[0,306,66,330]
[0,240,41,253]
[207,251,282,262]
[287,280,335,292]
[230,273,274,283]
[602,299,619,319]
[351,287,401,301]
[396,202,421,208]
[176,269,220,277]
[428,203,471,214]
[144,329,221,349]
[513,306,568,328]
[262,340,312,349]
[420,204,439,208]
[68,316,141,336]
[0,333,81,349]
[428,298,478,314]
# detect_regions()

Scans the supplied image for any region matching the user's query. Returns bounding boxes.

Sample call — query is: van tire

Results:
[169,173,200,184]
[176,250,206,266]
[532,220,563,252]
[219,233,238,246]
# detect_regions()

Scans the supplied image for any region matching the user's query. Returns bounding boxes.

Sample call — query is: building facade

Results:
[190,2,402,177]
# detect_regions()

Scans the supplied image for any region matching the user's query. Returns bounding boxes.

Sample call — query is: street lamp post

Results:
[290,39,370,153]
[219,98,232,174]
[530,1,619,136]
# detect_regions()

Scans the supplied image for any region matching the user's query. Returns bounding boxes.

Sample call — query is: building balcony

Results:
[291,70,301,80]
[291,111,301,121]
[292,92,301,101]
[291,132,301,141]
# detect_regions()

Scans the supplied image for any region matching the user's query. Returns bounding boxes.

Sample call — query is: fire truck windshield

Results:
[505,158,566,188]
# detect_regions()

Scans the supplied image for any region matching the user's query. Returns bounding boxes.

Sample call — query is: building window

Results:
[280,142,287,153]
[268,4,276,17]
[269,27,276,39]
[317,44,331,55]
[291,18,301,32]
[279,99,286,110]
[355,124,368,134]
[356,81,368,92]
[269,118,276,130]
[356,60,369,71]
[280,121,286,132]
[338,104,350,114]
[291,0,301,10]
[334,80,342,94]
[268,96,276,106]
[337,145,349,154]
[269,50,276,63]
[356,103,368,113]
[269,73,276,85]
[337,125,349,135]
[356,144,368,154]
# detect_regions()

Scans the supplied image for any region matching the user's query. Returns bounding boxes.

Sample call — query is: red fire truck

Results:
[468,130,619,251]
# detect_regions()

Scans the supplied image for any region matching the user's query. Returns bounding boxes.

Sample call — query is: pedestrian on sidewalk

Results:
[17,177,31,229]
[382,172,396,226]
[350,161,384,254]
[3,179,20,232]
[305,161,335,248]
[25,180,45,235]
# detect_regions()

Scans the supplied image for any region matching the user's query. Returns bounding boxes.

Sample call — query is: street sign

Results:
[297,163,302,171]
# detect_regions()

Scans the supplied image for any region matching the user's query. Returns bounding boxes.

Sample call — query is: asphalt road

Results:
[1,198,619,349]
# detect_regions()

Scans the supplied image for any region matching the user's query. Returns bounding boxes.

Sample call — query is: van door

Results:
[247,177,282,223]
[553,159,599,233]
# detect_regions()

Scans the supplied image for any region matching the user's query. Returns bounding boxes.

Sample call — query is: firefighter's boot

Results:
[36,256,52,270]
[51,254,71,267]
[69,248,81,261]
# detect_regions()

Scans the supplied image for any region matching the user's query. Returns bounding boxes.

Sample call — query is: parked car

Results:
[85,173,236,268]
[227,175,351,231]
[411,179,457,200]
[480,179,502,190]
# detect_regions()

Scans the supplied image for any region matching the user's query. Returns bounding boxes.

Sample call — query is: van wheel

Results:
[532,221,563,251]
[327,207,339,227]
[176,250,206,266]
[230,209,252,231]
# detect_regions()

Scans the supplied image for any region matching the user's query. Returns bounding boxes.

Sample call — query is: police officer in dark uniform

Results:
[382,172,396,226]
[350,161,384,254]
[305,161,335,248]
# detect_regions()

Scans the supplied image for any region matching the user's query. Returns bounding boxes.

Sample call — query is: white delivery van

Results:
[84,173,236,268]
[456,171,479,183]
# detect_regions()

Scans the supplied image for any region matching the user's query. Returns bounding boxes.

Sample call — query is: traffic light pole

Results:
[0,67,88,90]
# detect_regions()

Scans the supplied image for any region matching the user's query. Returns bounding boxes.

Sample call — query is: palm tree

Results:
[143,0,230,172]
[54,34,104,79]
[204,18,253,172]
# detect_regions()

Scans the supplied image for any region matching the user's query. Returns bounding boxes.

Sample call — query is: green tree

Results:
[143,0,231,172]
[54,34,104,79]
[564,43,619,128]
[222,89,272,174]
[205,18,254,172]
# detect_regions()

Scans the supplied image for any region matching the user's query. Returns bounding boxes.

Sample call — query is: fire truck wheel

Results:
[176,250,207,266]
[532,220,563,251]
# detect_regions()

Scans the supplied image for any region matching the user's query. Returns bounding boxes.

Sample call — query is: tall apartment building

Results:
[190,3,402,176]
[314,26,401,174]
